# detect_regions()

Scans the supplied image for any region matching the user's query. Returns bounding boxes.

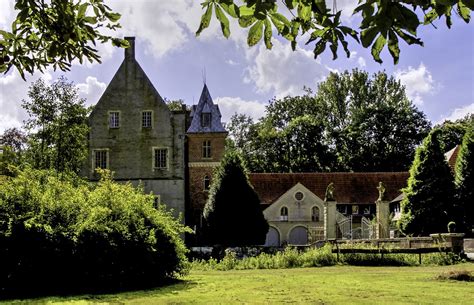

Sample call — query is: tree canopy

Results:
[197,0,473,64]
[203,151,268,246]
[227,69,431,172]
[454,127,474,234]
[22,76,90,174]
[398,129,456,236]
[0,0,128,79]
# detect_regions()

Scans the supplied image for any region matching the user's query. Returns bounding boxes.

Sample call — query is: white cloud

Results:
[105,0,202,58]
[357,57,366,68]
[395,63,435,106]
[244,40,328,97]
[215,97,266,122]
[439,103,474,123]
[0,1,15,27]
[76,77,107,106]
[0,71,53,133]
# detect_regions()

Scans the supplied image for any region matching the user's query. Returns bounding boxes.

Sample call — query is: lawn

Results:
[5,263,474,304]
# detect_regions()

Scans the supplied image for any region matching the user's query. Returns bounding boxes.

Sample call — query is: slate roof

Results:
[187,84,226,133]
[249,172,409,206]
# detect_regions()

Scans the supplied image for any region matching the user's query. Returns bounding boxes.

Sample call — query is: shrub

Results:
[0,168,190,297]
[436,270,473,282]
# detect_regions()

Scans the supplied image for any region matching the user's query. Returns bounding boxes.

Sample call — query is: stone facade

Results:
[84,37,186,217]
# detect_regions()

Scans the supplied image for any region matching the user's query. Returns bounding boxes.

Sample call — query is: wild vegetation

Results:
[0,168,190,297]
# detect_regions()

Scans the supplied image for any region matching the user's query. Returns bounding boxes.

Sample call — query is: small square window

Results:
[202,140,211,158]
[201,113,211,127]
[204,175,211,190]
[94,150,108,169]
[109,111,120,128]
[153,148,168,169]
[142,111,152,128]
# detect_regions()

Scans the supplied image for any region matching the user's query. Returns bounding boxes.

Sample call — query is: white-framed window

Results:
[108,111,120,128]
[153,147,168,169]
[201,113,211,127]
[363,207,371,215]
[204,175,211,190]
[280,206,288,221]
[142,110,153,128]
[311,206,320,222]
[93,149,109,170]
[202,140,211,158]
[352,205,359,215]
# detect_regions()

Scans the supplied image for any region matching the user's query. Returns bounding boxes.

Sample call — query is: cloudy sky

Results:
[1,0,473,133]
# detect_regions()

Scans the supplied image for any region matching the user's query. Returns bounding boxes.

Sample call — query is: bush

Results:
[0,168,190,297]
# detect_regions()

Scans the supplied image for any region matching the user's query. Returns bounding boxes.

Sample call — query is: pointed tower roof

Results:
[187,84,226,133]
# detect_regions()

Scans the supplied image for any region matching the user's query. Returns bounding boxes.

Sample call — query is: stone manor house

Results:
[84,37,416,246]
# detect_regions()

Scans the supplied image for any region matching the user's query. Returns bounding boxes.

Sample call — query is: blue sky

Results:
[1,0,473,133]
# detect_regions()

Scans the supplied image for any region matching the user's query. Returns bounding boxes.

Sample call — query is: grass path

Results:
[6,263,474,304]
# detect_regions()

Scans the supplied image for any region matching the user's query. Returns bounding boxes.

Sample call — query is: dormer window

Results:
[201,113,211,128]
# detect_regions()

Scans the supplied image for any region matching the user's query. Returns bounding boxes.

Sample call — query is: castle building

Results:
[84,37,414,246]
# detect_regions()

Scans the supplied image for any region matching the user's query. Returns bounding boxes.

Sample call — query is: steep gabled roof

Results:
[187,84,226,133]
[249,172,409,206]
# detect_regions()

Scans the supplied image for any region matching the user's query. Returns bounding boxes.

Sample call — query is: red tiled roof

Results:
[249,172,409,205]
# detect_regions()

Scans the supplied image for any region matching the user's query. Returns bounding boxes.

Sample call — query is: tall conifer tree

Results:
[455,128,474,234]
[203,151,268,246]
[398,129,456,235]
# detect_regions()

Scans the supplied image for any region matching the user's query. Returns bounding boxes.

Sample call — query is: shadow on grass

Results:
[0,278,198,303]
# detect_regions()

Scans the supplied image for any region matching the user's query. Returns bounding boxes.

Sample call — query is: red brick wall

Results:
[187,133,226,162]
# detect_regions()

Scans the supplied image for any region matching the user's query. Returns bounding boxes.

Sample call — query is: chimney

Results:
[124,36,135,59]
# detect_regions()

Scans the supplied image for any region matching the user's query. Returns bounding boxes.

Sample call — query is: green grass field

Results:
[5,263,474,304]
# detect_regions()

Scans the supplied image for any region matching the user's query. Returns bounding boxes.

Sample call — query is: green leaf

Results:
[264,18,273,49]
[329,43,338,60]
[314,0,327,14]
[78,3,88,19]
[361,27,379,48]
[457,2,471,22]
[297,3,312,22]
[313,39,326,59]
[423,9,439,25]
[196,4,213,36]
[0,30,14,40]
[395,29,423,46]
[387,30,400,65]
[215,5,230,38]
[239,5,254,17]
[239,15,256,28]
[248,20,264,47]
[371,33,387,64]
[105,12,121,23]
[397,5,420,33]
[220,3,239,18]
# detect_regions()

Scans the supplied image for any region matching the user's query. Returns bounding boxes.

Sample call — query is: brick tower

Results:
[186,84,227,245]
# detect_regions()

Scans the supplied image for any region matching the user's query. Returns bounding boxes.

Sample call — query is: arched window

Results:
[311,206,320,222]
[204,175,211,190]
[280,206,288,221]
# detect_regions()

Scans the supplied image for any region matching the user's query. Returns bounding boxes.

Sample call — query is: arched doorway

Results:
[288,226,308,245]
[264,227,280,246]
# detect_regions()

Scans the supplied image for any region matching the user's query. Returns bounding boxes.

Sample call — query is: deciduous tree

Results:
[197,0,473,64]
[1,0,128,79]
[22,76,90,174]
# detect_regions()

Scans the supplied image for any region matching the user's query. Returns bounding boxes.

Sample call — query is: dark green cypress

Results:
[203,151,269,246]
